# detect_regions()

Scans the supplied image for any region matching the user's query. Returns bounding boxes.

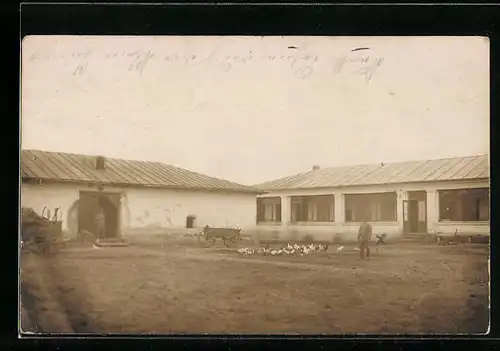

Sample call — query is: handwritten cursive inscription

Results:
[332,54,384,82]
[354,57,384,82]
[128,50,155,75]
[26,47,384,83]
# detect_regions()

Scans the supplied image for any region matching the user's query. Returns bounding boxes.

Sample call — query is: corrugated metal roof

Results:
[21,149,260,193]
[255,155,489,191]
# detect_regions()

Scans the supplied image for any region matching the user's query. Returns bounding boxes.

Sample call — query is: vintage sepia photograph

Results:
[20,36,490,335]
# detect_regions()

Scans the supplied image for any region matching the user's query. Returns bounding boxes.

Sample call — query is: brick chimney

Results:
[312,165,320,171]
[95,156,106,170]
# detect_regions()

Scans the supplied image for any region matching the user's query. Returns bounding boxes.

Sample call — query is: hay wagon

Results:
[197,225,242,248]
[21,207,64,254]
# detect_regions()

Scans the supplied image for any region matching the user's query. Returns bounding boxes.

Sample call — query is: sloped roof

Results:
[255,155,489,191]
[21,149,260,194]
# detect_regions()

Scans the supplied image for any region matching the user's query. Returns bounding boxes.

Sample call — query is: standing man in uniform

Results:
[358,216,373,260]
[95,205,106,239]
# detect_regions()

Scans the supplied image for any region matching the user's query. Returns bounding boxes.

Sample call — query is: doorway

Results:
[403,191,427,234]
[78,191,121,239]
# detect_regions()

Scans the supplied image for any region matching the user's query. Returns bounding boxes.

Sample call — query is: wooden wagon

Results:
[21,207,63,254]
[197,225,242,248]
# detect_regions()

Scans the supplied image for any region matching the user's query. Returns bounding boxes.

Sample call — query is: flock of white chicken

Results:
[237,242,334,257]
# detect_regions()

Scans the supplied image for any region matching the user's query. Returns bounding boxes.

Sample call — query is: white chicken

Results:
[235,240,333,258]
[337,245,344,252]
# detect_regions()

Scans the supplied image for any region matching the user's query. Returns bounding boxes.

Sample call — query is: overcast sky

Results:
[21,36,489,185]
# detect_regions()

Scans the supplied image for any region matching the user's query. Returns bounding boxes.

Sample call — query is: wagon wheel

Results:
[31,232,46,253]
[223,236,239,248]
[197,232,203,243]
[48,236,61,254]
[43,241,53,254]
[197,233,211,247]
[29,238,44,254]
[23,237,37,253]
[21,226,35,244]
[208,237,217,246]
[38,234,50,254]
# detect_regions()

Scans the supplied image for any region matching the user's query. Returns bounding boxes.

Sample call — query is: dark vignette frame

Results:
[7,2,499,351]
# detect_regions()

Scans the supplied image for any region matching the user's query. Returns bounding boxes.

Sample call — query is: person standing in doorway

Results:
[358,217,373,260]
[95,205,106,239]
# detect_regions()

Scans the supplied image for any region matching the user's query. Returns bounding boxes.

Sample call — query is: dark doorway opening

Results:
[186,215,196,229]
[403,191,427,234]
[78,191,121,239]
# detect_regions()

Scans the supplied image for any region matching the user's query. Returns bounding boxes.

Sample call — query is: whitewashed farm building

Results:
[255,155,490,241]
[21,149,260,239]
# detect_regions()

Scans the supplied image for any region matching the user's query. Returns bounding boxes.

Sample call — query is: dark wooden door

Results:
[78,192,99,236]
[408,200,419,233]
[100,195,120,238]
[78,192,120,238]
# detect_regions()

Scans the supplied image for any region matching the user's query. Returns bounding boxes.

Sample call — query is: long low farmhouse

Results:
[254,155,490,241]
[21,149,260,239]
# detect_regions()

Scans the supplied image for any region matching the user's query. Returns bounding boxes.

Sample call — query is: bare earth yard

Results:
[20,237,489,335]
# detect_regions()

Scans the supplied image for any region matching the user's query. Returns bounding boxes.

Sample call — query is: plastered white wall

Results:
[21,182,80,236]
[21,182,257,238]
[123,187,257,234]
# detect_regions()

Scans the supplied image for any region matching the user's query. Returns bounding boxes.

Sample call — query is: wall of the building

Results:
[256,180,490,242]
[21,182,257,239]
[123,187,256,235]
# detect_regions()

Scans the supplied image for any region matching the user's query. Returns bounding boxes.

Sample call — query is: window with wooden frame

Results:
[344,192,397,222]
[290,195,335,222]
[256,197,282,223]
[438,188,489,222]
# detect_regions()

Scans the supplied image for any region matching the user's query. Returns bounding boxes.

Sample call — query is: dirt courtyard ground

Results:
[20,236,489,335]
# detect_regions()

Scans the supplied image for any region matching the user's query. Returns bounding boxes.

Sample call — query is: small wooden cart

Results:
[197,225,242,248]
[21,207,63,254]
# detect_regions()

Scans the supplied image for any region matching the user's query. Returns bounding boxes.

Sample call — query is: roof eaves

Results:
[21,176,261,194]
[258,176,491,192]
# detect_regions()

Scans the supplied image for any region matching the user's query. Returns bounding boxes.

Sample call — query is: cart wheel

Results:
[197,232,204,243]
[32,243,43,254]
[50,239,60,254]
[24,238,35,252]
[198,234,209,247]
[224,236,239,248]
